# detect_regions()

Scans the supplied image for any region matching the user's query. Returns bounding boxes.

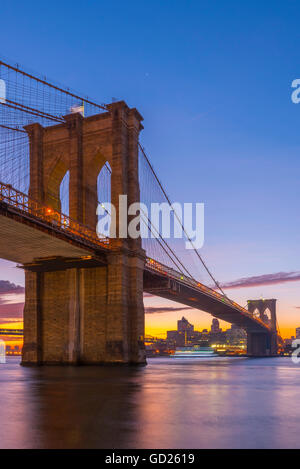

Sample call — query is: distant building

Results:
[167,330,178,341]
[211,318,220,334]
[209,318,225,346]
[226,324,247,346]
[167,317,195,347]
[296,328,300,339]
[5,345,22,356]
[285,336,296,346]
[177,317,194,333]
[165,317,246,352]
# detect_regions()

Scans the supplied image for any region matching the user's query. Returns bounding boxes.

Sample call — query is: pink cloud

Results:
[0,280,24,294]
[0,302,24,324]
[221,271,300,289]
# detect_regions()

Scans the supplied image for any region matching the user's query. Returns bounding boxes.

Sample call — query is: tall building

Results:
[177,317,194,333]
[211,318,220,334]
[296,328,300,339]
[167,317,195,347]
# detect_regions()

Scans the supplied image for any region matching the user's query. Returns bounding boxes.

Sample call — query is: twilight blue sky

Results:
[0,0,300,335]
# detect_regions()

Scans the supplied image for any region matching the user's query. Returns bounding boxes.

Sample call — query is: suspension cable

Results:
[139,144,229,298]
[140,213,188,275]
[100,162,195,278]
[0,60,107,111]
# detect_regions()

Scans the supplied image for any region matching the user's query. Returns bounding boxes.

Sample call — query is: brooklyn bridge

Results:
[0,60,281,364]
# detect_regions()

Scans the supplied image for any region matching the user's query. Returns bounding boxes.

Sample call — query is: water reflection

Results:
[1,357,300,448]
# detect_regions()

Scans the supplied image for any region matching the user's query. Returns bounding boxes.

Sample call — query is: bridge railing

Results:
[145,258,268,327]
[0,182,109,250]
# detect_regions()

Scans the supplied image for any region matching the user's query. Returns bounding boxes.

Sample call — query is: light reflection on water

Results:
[0,356,300,448]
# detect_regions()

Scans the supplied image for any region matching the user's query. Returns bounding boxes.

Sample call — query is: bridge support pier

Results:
[247,332,270,356]
[21,100,146,366]
[247,331,278,356]
[22,251,146,365]
[246,299,278,357]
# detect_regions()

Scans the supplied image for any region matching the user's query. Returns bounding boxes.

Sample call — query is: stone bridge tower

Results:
[247,299,278,356]
[22,101,146,365]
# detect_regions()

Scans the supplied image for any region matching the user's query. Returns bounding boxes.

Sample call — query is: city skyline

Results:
[0,284,299,342]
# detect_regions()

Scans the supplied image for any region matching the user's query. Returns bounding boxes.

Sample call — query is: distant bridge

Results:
[0,329,23,336]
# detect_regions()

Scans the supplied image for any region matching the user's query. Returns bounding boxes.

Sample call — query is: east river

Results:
[0,356,299,449]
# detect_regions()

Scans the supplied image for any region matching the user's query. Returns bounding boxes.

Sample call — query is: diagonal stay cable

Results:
[139,144,230,299]
[140,206,196,279]
[0,124,27,133]
[140,213,188,276]
[104,161,194,278]
[0,99,64,123]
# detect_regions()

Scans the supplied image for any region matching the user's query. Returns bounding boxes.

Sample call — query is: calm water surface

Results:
[0,356,300,449]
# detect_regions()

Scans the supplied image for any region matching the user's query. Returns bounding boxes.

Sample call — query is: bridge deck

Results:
[0,182,273,335]
[144,260,270,334]
[0,183,108,265]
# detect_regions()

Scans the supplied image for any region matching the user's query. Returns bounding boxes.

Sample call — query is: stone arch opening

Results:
[46,158,68,212]
[252,308,261,319]
[84,149,111,232]
[60,170,70,217]
[97,161,112,238]
[97,161,111,207]
[262,307,271,326]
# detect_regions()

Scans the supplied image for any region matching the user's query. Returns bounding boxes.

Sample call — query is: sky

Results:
[0,0,300,338]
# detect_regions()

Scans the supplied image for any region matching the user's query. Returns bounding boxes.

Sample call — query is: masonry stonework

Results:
[22,101,146,365]
[247,299,278,356]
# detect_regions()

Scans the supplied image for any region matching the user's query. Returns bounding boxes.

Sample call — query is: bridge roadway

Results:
[0,182,269,335]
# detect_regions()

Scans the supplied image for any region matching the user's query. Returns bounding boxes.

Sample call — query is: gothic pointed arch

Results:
[45,158,68,212]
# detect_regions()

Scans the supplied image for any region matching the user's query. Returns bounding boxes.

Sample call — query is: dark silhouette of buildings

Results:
[165,316,246,350]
